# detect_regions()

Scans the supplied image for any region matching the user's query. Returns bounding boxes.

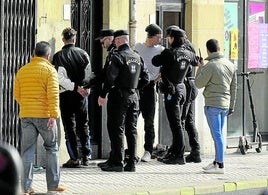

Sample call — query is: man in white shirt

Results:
[135,24,164,162]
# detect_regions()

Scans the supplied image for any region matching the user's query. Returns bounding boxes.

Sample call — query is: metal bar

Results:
[0,0,36,149]
[0,0,4,141]
[242,0,248,137]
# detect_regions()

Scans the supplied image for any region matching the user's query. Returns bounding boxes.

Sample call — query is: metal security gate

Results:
[70,0,105,158]
[0,0,36,149]
[70,0,95,158]
[71,0,91,53]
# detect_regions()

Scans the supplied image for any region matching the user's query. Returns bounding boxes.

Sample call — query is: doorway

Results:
[156,1,184,46]
[156,1,190,150]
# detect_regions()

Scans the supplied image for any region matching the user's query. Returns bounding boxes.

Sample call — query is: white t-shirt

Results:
[135,42,164,81]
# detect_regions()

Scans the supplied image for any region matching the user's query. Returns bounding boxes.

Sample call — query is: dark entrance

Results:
[156,1,184,45]
[71,0,103,159]
[156,0,191,151]
[0,0,36,149]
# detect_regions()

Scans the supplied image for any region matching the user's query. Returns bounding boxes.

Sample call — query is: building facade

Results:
[0,0,267,164]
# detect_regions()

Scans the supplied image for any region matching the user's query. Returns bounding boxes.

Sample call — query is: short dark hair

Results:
[62,27,77,41]
[206,39,219,53]
[170,36,184,48]
[34,41,51,57]
[145,24,162,38]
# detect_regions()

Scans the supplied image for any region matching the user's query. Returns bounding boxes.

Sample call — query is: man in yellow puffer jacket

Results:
[14,41,66,194]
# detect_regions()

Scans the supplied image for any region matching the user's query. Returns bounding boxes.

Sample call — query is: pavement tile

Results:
[29,150,268,195]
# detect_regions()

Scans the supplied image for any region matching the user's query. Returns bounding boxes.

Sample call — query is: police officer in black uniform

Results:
[152,27,198,164]
[182,63,201,163]
[98,30,150,172]
[83,29,117,168]
[166,26,201,163]
[84,29,116,88]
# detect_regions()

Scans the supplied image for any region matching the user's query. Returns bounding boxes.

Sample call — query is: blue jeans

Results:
[204,106,228,163]
[20,118,60,191]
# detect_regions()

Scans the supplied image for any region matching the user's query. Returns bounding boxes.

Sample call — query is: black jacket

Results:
[52,44,91,90]
[83,43,116,88]
[152,46,198,85]
[100,44,149,98]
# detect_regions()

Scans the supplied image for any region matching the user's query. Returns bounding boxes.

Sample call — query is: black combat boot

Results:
[157,149,173,162]
[97,158,111,168]
[101,163,123,172]
[185,150,201,163]
[124,159,136,172]
[162,154,185,165]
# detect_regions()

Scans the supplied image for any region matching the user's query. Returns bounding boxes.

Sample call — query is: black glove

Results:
[197,56,203,63]
[227,108,234,116]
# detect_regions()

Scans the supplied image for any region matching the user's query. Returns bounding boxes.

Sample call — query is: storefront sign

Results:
[248,24,268,69]
[230,29,238,60]
[248,2,267,69]
[224,3,238,60]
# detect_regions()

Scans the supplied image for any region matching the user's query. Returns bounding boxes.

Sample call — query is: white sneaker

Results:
[202,161,216,170]
[141,151,151,162]
[203,164,224,174]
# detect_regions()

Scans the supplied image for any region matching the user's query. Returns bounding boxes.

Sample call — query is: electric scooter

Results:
[238,71,264,155]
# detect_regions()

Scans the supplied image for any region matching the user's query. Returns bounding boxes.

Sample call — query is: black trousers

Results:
[107,88,139,166]
[139,81,156,153]
[164,83,186,156]
[60,91,91,160]
[181,100,200,152]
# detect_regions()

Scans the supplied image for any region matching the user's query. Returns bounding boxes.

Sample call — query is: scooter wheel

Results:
[255,133,262,153]
[239,136,248,155]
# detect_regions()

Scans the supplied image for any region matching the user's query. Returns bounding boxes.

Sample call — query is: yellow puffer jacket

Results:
[14,57,60,118]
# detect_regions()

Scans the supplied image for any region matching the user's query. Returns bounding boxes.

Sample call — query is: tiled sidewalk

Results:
[31,150,268,195]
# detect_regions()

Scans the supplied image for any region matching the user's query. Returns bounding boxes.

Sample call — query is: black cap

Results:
[95,29,114,40]
[145,24,162,37]
[113,30,129,38]
[166,25,180,37]
[169,28,186,38]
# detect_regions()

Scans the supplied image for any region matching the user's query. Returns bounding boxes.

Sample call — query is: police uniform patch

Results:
[131,64,136,73]
[127,57,140,73]
[180,60,187,69]
[177,55,190,70]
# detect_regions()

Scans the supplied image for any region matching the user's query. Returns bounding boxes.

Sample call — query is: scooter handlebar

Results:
[237,71,264,76]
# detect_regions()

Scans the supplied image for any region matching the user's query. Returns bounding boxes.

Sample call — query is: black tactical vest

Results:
[114,49,142,89]
[162,47,191,84]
